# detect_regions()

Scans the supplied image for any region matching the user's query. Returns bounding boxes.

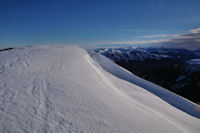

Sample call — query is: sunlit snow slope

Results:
[0,45,199,133]
[90,52,200,119]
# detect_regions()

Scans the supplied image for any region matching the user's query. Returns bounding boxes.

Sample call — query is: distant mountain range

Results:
[95,47,200,103]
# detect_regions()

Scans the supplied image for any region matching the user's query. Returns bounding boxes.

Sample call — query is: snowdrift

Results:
[0,45,199,133]
[90,52,200,119]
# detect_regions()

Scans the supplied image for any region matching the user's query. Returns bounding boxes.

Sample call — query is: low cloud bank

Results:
[161,27,200,50]
[99,27,200,50]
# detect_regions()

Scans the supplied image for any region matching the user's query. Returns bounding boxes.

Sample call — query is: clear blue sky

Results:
[0,0,200,49]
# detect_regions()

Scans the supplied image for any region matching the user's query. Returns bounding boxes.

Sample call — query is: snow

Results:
[90,52,200,118]
[95,47,172,62]
[187,59,200,65]
[0,45,199,133]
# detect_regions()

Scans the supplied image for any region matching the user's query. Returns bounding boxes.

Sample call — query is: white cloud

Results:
[195,39,200,42]
[98,27,200,49]
[190,27,200,33]
[115,29,185,33]
[133,34,174,39]
[161,27,200,49]
[99,39,171,45]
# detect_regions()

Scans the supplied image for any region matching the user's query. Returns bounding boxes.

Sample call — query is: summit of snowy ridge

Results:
[0,45,199,133]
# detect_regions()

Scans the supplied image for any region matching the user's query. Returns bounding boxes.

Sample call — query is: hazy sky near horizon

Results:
[0,0,200,49]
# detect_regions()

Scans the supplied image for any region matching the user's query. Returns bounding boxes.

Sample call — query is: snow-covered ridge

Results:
[90,52,200,119]
[0,45,199,133]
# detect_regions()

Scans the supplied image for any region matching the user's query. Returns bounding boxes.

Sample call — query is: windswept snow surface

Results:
[90,52,200,119]
[0,45,199,133]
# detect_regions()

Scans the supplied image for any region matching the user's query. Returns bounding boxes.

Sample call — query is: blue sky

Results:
[0,0,200,49]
